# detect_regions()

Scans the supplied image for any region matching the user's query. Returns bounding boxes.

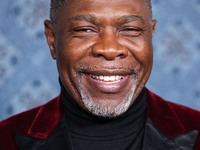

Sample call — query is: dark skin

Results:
[44,0,157,116]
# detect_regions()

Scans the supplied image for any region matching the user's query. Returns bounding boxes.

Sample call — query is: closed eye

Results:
[119,27,145,37]
[73,27,98,33]
[70,26,98,38]
[122,28,143,31]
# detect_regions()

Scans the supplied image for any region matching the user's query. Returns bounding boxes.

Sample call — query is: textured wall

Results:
[0,0,200,121]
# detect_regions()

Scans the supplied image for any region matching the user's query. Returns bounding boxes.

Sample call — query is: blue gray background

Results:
[0,0,200,121]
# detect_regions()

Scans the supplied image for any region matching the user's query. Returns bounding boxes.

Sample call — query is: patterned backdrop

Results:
[0,0,200,121]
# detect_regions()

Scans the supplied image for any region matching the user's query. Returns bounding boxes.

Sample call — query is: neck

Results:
[60,80,147,138]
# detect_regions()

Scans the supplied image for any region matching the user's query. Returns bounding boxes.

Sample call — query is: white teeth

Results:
[100,76,104,80]
[104,76,110,81]
[116,75,120,80]
[90,75,125,82]
[109,76,115,81]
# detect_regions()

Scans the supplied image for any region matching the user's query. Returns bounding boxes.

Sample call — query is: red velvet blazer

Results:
[0,89,200,149]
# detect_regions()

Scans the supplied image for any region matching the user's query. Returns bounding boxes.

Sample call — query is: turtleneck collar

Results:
[60,80,147,139]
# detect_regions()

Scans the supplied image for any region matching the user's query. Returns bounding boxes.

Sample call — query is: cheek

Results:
[138,42,153,76]
[56,40,81,69]
[121,37,153,67]
[59,38,96,65]
[55,37,98,84]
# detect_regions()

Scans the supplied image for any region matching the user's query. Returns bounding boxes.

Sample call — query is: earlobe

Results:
[152,19,157,36]
[44,20,56,59]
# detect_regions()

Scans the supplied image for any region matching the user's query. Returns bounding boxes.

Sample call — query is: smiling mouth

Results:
[80,68,137,93]
[89,75,125,82]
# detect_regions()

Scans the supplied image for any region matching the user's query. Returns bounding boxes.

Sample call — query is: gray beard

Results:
[77,76,136,118]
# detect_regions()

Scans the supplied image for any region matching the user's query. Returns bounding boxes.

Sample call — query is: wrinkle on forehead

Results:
[67,14,145,26]
[51,0,152,28]
[56,0,152,31]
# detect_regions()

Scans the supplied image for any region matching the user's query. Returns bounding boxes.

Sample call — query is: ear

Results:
[151,19,157,36]
[44,20,56,59]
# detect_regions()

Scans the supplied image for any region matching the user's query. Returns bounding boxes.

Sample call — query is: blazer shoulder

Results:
[0,106,40,134]
[146,88,200,129]
[0,96,61,133]
[0,105,40,149]
[167,100,200,129]
[0,96,62,149]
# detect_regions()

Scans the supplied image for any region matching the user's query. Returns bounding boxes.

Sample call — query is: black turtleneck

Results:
[60,82,147,150]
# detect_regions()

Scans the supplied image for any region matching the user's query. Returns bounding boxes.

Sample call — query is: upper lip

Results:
[82,69,135,76]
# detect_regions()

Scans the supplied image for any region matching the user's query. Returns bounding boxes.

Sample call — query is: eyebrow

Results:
[117,15,145,24]
[68,14,97,23]
[68,14,145,25]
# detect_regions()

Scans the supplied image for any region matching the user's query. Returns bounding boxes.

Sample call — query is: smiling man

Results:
[48,0,155,118]
[1,0,200,149]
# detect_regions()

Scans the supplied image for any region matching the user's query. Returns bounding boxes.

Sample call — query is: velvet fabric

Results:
[0,89,200,149]
[146,89,200,150]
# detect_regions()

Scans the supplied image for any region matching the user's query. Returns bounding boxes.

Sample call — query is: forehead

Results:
[58,0,150,22]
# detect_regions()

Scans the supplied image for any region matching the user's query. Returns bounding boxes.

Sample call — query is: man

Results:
[0,0,200,149]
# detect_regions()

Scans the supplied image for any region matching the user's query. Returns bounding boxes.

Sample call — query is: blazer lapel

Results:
[27,96,65,140]
[15,118,70,150]
[15,134,47,150]
[143,118,198,150]
[14,96,69,150]
[146,89,199,149]
[146,89,186,138]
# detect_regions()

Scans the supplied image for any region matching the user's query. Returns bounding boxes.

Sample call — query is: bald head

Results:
[49,0,152,28]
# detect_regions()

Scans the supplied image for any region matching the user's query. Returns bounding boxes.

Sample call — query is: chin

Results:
[77,75,137,118]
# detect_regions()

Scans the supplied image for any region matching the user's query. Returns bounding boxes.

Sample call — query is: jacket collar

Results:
[27,95,65,140]
[15,118,70,150]
[15,117,198,150]
[146,89,186,138]
[26,88,194,139]
[15,89,199,149]
[143,118,198,150]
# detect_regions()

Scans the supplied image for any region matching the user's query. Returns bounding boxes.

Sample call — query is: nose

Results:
[91,34,128,60]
